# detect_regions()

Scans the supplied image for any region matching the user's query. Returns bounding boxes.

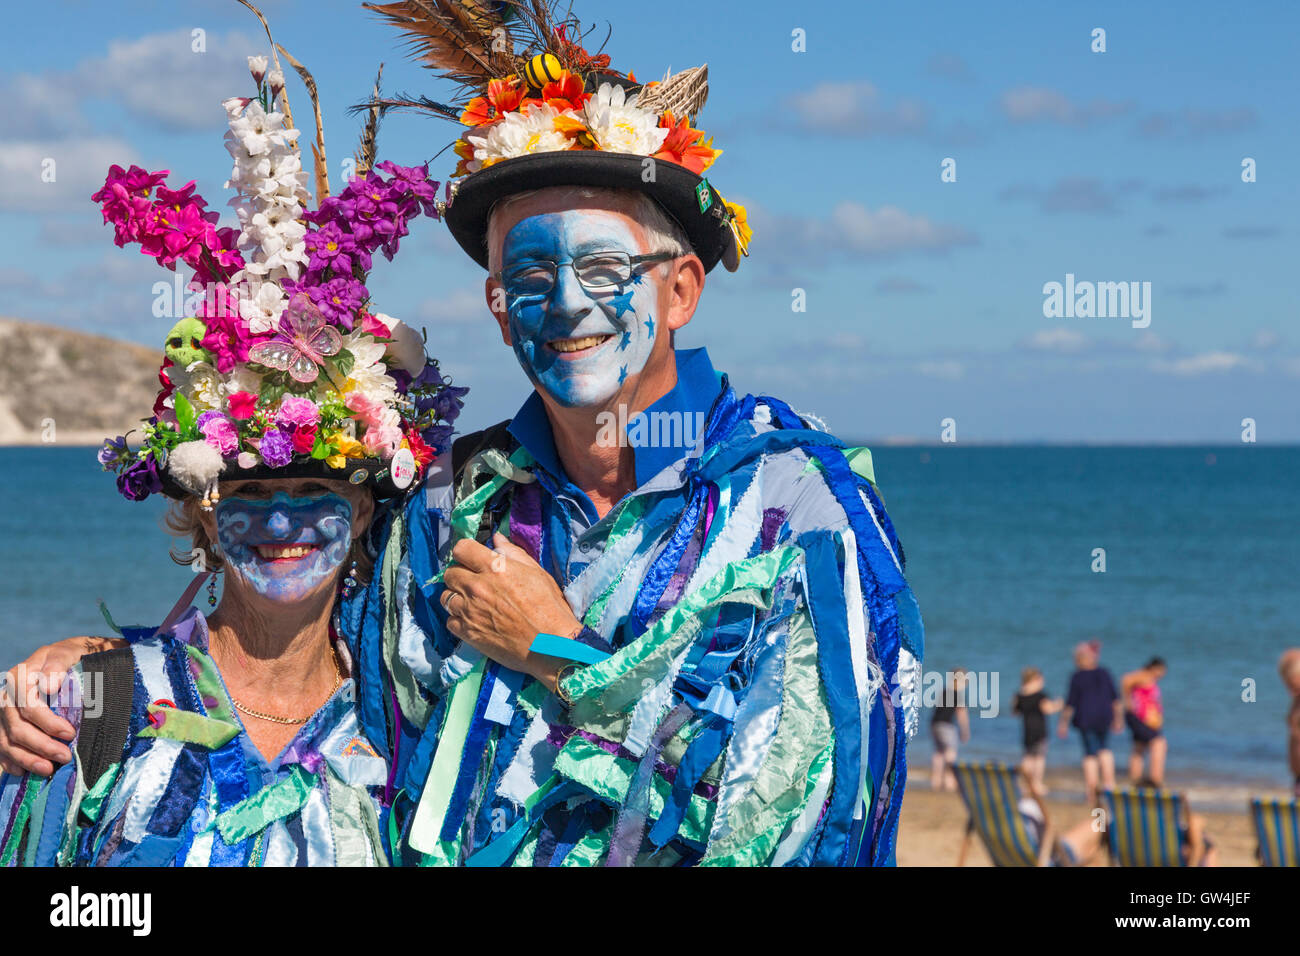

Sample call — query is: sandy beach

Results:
[897,770,1280,867]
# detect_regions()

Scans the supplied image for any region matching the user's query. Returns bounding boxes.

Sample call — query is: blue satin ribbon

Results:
[529,633,612,665]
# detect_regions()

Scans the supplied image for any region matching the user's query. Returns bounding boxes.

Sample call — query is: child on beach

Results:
[1011,667,1063,797]
[930,668,972,792]
[1281,649,1300,797]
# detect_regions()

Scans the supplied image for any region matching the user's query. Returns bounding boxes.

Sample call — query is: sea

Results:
[1,444,1296,801]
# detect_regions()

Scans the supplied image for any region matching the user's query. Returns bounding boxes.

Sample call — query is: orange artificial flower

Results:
[459,75,526,126]
[541,70,589,112]
[652,111,722,175]
[452,138,476,177]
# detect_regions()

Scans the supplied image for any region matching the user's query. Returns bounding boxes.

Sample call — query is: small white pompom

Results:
[167,440,226,497]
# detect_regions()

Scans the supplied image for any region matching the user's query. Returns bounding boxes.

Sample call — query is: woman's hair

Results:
[1021,666,1042,684]
[1145,656,1166,671]
[163,491,376,588]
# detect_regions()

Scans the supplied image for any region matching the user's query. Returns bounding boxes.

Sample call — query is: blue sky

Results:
[1,0,1295,441]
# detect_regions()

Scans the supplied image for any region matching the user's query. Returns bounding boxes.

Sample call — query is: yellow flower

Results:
[719,194,752,257]
[324,429,367,469]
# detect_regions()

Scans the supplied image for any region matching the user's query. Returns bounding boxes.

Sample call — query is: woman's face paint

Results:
[501,210,660,408]
[215,487,353,603]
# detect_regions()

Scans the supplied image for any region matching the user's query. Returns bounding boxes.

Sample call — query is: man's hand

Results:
[441,533,583,691]
[0,637,123,777]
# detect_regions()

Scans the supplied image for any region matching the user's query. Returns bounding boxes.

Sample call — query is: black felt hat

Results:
[443,150,740,274]
[158,452,416,502]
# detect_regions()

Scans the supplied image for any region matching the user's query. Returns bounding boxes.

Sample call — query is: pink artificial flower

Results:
[345,392,386,427]
[227,391,258,420]
[275,395,320,430]
[291,423,318,455]
[197,412,240,457]
[361,422,404,458]
[360,310,391,338]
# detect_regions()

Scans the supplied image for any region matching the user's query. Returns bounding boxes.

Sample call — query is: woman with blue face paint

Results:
[0,476,395,866]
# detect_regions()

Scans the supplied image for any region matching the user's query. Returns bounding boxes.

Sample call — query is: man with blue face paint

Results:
[344,9,926,868]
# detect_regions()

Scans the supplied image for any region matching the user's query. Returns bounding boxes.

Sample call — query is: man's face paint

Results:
[215,488,353,603]
[500,210,660,408]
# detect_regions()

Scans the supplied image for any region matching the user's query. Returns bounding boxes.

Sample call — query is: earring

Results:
[207,573,219,607]
[341,560,359,599]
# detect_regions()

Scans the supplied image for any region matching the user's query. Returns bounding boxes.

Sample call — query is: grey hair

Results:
[485,186,692,274]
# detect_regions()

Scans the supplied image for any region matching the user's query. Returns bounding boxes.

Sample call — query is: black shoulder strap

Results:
[75,646,136,790]
[451,418,516,483]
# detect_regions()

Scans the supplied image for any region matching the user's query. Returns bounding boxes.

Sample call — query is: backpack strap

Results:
[75,646,136,791]
[451,418,516,484]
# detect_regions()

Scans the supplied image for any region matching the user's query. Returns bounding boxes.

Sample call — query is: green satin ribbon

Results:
[77,760,120,825]
[407,658,485,862]
[139,705,239,749]
[215,764,317,845]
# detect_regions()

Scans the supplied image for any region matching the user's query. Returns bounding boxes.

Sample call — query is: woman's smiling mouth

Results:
[547,333,613,356]
[255,543,319,562]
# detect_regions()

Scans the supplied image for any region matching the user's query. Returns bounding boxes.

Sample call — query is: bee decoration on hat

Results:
[357,0,752,273]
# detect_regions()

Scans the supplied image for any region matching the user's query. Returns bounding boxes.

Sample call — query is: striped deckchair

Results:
[1250,797,1300,867]
[1102,788,1191,866]
[952,762,1045,867]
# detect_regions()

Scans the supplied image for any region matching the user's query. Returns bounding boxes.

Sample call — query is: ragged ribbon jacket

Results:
[0,608,389,866]
[342,347,924,866]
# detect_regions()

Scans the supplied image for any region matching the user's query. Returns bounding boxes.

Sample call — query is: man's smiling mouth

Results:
[547,334,613,355]
[255,543,319,561]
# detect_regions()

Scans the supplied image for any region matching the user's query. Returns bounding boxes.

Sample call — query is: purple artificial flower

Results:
[303,276,368,329]
[429,384,469,424]
[258,426,294,468]
[304,221,361,276]
[116,455,162,501]
[98,435,128,469]
[420,423,454,457]
[375,161,441,218]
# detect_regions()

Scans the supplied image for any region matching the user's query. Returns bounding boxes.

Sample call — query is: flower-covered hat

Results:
[95,17,467,508]
[363,0,752,273]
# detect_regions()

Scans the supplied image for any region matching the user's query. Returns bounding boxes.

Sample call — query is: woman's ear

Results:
[351,491,376,541]
[664,254,706,333]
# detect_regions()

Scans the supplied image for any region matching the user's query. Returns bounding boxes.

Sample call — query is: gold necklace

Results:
[230,651,343,726]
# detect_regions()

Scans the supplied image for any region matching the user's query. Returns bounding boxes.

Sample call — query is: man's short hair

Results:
[485,186,693,273]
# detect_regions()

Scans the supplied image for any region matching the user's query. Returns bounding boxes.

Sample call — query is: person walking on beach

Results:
[1012,667,1062,797]
[931,668,972,791]
[1057,640,1122,807]
[1121,657,1168,786]
[1281,649,1300,797]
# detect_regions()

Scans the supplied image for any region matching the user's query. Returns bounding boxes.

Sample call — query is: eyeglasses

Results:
[496,250,677,297]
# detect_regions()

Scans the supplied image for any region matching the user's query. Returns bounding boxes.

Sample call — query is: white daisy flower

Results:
[467,102,574,167]
[580,83,668,155]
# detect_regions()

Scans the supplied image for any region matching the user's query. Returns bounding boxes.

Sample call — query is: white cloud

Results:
[1022,327,1089,353]
[822,201,975,255]
[787,82,927,136]
[1000,86,1132,125]
[75,29,260,131]
[0,138,140,213]
[1151,352,1251,375]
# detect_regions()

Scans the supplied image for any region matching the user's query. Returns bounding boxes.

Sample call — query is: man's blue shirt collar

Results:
[506,347,724,493]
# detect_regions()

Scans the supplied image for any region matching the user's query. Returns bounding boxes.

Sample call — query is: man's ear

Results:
[485,277,512,346]
[664,254,706,333]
